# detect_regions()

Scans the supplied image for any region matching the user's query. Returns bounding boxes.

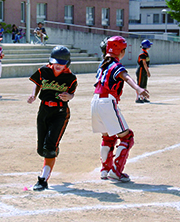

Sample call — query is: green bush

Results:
[0,22,12,33]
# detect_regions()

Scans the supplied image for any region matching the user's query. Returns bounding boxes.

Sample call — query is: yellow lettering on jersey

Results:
[42,80,68,92]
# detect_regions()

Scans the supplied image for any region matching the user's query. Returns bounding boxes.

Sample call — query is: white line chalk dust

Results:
[0,201,180,218]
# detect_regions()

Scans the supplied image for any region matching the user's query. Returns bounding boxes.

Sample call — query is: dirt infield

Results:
[0,64,179,222]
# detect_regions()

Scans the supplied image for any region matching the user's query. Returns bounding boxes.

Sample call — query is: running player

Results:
[27,45,77,191]
[91,36,149,182]
[135,39,153,103]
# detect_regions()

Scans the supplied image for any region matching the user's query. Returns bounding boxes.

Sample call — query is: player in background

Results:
[0,46,4,99]
[135,39,153,103]
[91,36,149,182]
[27,46,77,191]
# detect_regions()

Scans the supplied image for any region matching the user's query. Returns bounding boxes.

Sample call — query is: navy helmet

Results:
[141,39,153,49]
[49,45,71,67]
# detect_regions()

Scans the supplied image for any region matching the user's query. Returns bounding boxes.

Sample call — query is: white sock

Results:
[40,165,51,181]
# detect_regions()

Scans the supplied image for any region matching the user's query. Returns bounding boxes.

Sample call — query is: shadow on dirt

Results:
[149,102,175,105]
[112,181,180,197]
[50,182,124,203]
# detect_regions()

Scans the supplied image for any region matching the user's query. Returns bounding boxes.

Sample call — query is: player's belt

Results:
[98,93,109,98]
[42,100,63,107]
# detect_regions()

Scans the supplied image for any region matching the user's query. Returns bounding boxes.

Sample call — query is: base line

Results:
[127,143,180,163]
[0,201,179,218]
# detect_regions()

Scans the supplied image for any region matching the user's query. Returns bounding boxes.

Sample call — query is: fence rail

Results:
[44,20,180,42]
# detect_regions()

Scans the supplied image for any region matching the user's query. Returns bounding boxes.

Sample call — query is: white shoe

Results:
[108,169,130,182]
[101,170,108,180]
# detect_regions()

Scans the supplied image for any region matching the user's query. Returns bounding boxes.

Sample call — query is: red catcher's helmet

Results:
[106,36,127,55]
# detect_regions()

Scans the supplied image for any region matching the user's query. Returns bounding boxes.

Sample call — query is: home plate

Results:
[48,184,73,192]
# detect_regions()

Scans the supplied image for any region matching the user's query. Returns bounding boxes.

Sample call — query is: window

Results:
[86,7,95,26]
[153,14,159,24]
[167,14,173,23]
[0,1,3,21]
[21,2,26,23]
[162,14,174,24]
[36,3,47,23]
[64,5,74,24]
[116,9,124,26]
[102,8,109,26]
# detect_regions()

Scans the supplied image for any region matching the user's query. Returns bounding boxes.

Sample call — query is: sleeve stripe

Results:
[29,77,41,87]
[69,79,77,89]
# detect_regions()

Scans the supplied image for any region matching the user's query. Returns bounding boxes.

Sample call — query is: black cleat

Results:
[33,176,48,191]
[143,98,150,103]
[135,98,144,103]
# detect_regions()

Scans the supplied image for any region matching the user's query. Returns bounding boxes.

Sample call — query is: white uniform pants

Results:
[91,94,128,136]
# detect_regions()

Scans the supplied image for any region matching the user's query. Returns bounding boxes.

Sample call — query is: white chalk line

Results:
[1,185,180,201]
[0,143,179,218]
[1,142,179,177]
[0,201,180,218]
[152,98,180,103]
[0,171,60,177]
[92,142,180,173]
[127,142,180,163]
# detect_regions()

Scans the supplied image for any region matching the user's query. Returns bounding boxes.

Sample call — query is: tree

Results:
[166,0,180,22]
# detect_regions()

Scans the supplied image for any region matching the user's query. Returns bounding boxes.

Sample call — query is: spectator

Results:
[12,24,21,43]
[34,22,47,45]
[0,23,4,42]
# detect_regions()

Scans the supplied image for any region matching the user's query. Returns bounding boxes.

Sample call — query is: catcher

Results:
[91,36,149,182]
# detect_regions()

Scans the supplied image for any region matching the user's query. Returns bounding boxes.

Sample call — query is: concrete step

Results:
[1,43,72,50]
[3,52,90,59]
[0,43,100,76]
[2,61,100,77]
[3,48,83,54]
[2,56,99,64]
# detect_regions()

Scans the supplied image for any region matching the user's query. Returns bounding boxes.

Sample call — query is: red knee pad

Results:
[101,135,117,148]
[119,129,134,149]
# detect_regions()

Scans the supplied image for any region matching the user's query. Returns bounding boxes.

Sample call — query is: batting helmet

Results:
[100,36,110,57]
[49,45,71,67]
[141,39,153,49]
[106,36,127,56]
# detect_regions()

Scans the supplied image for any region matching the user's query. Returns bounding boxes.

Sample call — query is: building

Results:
[129,0,180,36]
[0,0,129,33]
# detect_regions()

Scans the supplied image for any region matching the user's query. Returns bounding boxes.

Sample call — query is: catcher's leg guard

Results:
[101,147,114,172]
[113,129,134,178]
[100,135,117,175]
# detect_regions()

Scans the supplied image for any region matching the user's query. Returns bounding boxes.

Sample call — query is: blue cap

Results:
[141,39,153,49]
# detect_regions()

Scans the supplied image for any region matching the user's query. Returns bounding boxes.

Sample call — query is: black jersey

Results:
[137,49,150,68]
[29,64,77,103]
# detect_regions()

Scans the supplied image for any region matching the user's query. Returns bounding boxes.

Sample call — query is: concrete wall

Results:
[2,27,180,67]
[45,27,180,66]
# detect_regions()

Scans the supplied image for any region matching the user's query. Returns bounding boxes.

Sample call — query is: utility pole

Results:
[26,0,30,43]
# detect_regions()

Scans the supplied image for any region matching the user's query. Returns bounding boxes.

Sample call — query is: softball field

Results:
[0,64,179,222]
